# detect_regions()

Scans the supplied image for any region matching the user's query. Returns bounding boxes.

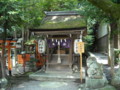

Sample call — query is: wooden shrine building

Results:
[29,11,86,72]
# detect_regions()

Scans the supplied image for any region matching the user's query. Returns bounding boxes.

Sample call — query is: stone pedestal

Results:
[0,78,8,90]
[111,67,120,86]
[78,56,116,90]
[79,85,116,90]
[86,76,108,89]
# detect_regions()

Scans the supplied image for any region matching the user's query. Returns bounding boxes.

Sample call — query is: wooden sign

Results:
[77,42,85,83]
[77,42,84,53]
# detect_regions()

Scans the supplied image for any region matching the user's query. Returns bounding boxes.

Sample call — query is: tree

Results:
[87,0,120,76]
[87,0,120,20]
[0,0,25,77]
[77,0,110,52]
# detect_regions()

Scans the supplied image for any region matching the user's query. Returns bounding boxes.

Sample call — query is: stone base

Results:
[78,85,116,90]
[86,77,108,89]
[111,76,120,86]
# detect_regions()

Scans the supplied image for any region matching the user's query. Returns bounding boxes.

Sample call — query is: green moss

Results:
[37,18,86,29]
[25,39,35,45]
[24,72,34,76]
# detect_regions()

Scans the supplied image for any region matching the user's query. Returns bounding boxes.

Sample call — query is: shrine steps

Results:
[29,67,86,82]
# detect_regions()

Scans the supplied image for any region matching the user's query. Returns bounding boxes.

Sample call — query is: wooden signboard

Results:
[77,42,85,83]
[77,42,84,53]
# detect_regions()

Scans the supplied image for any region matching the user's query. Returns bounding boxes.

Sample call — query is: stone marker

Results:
[86,57,108,89]
[111,66,120,86]
[79,56,116,90]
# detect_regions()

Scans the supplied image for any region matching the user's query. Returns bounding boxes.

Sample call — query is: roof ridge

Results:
[44,11,79,16]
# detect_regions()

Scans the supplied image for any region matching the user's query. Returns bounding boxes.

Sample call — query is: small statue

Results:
[111,66,120,86]
[87,57,103,79]
[86,56,108,89]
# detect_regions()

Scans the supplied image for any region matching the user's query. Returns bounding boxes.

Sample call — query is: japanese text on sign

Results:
[77,42,84,53]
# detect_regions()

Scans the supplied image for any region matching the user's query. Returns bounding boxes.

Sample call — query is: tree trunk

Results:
[1,20,7,78]
[0,54,2,78]
[25,28,29,53]
[107,24,114,76]
[22,27,25,51]
[21,27,26,72]
[108,24,111,65]
[117,19,120,64]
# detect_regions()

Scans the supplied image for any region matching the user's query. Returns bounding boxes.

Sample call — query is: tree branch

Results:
[88,0,120,18]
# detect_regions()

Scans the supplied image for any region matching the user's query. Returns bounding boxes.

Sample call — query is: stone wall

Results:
[97,33,119,53]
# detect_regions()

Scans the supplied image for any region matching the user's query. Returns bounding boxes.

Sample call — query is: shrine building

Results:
[29,11,86,72]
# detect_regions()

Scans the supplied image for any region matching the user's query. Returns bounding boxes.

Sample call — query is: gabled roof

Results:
[30,11,86,34]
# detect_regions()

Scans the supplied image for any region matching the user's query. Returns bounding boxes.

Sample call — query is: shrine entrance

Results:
[46,35,72,72]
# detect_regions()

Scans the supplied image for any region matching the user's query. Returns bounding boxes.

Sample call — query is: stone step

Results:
[47,64,70,71]
[29,68,86,82]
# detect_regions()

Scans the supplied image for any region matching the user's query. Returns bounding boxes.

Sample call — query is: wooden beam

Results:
[30,27,86,32]
[0,40,17,43]
[0,45,16,48]
[34,31,85,35]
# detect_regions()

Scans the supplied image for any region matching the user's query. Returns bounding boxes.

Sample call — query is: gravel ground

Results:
[5,65,120,90]
[7,76,81,90]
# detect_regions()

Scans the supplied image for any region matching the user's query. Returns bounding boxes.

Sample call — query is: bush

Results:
[29,58,38,71]
[114,49,120,65]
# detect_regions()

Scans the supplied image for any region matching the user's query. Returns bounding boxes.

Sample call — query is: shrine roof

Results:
[30,11,86,32]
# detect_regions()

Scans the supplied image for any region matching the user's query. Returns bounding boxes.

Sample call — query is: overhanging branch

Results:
[88,0,120,18]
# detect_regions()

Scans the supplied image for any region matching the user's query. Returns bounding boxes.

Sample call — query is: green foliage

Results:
[25,35,45,45]
[0,0,26,39]
[78,0,110,23]
[87,0,120,19]
[78,1,113,51]
[112,0,120,3]
[0,0,80,38]
[25,39,35,45]
[28,57,38,71]
[39,0,79,11]
[83,30,94,51]
[114,49,120,64]
[29,58,38,63]
[83,18,95,51]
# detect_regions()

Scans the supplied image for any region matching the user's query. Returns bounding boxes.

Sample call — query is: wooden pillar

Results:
[46,40,49,70]
[35,41,38,58]
[0,40,16,76]
[69,37,73,68]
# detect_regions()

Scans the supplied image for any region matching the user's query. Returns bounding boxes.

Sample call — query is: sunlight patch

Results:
[18,85,25,88]
[39,81,67,88]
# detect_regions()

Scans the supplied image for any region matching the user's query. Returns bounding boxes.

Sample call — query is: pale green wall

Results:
[97,23,108,39]
[97,23,109,53]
